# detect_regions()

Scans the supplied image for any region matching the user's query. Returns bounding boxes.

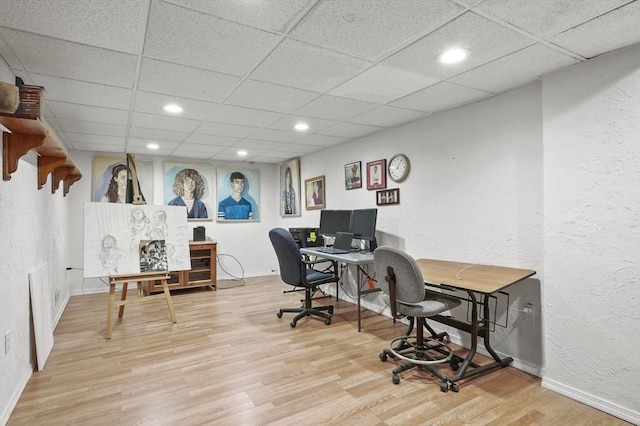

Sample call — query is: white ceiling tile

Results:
[138,58,242,102]
[27,73,132,110]
[267,115,337,133]
[249,38,370,92]
[0,29,137,87]
[69,141,126,153]
[391,81,491,113]
[294,134,349,146]
[317,122,383,139]
[474,0,633,38]
[196,122,259,138]
[347,106,428,127]
[547,1,640,59]
[66,132,125,146]
[57,119,127,137]
[249,128,302,143]
[127,137,180,149]
[207,105,284,127]
[170,0,311,33]
[292,95,378,121]
[450,43,580,93]
[237,139,285,150]
[46,101,129,125]
[290,0,464,59]
[185,134,239,146]
[128,128,188,143]
[131,112,201,133]
[225,79,320,113]
[277,143,325,154]
[134,91,218,121]
[127,145,175,157]
[144,1,281,75]
[383,12,536,80]
[0,0,146,53]
[329,64,440,103]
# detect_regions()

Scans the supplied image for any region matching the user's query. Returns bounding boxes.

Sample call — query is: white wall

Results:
[1,62,71,423]
[541,45,639,422]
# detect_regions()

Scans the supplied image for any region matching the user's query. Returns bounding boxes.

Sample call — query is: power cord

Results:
[216,253,247,288]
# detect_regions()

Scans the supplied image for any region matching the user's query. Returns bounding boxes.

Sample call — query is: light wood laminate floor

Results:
[9,276,630,425]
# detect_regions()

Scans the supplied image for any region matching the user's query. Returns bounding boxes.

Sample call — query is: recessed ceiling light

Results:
[237,150,248,156]
[163,104,183,113]
[438,48,469,64]
[294,122,309,131]
[146,143,159,150]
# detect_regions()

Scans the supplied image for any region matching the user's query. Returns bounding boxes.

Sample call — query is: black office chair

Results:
[374,246,462,391]
[269,228,338,327]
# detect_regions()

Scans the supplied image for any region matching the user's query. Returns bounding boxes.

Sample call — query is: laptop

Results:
[317,232,353,254]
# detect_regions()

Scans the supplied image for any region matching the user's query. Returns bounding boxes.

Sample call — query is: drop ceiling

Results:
[0,0,638,163]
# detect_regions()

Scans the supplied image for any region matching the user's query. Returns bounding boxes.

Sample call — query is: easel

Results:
[106,272,177,339]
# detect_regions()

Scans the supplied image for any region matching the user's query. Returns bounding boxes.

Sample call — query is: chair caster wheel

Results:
[450,382,459,392]
[277,312,283,318]
[324,318,331,325]
[328,307,334,314]
[392,374,400,385]
[379,352,388,362]
[450,361,459,371]
[440,382,449,393]
[290,321,297,328]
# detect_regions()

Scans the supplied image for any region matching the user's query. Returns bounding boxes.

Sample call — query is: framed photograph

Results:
[344,161,362,190]
[279,158,301,217]
[366,159,387,190]
[93,155,153,203]
[305,175,325,210]
[163,161,214,221]
[376,188,400,205]
[217,167,260,221]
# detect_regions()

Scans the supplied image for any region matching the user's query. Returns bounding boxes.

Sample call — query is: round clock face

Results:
[388,154,410,182]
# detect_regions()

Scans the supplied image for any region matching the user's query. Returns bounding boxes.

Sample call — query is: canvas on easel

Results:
[83,203,191,278]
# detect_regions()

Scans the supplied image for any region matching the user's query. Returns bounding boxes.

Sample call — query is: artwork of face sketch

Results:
[83,202,190,278]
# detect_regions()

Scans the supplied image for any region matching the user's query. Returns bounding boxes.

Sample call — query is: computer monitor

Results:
[351,208,378,251]
[319,210,353,238]
[351,208,377,241]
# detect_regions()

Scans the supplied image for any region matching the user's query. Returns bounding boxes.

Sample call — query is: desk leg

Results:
[118,282,128,318]
[161,279,177,323]
[356,266,362,332]
[447,291,512,392]
[106,283,116,339]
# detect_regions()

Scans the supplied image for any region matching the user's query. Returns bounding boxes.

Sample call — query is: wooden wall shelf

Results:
[0,114,81,196]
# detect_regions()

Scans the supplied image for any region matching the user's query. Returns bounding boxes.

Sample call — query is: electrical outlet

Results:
[4,331,10,355]
[523,303,535,322]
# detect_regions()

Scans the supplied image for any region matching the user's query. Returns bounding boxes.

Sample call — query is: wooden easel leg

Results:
[118,282,128,318]
[161,279,177,323]
[106,283,116,339]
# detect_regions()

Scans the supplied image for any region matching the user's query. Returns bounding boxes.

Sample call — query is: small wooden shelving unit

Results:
[0,114,82,195]
[146,240,218,293]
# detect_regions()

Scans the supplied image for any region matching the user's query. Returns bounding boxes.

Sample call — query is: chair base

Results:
[379,318,464,392]
[277,305,334,327]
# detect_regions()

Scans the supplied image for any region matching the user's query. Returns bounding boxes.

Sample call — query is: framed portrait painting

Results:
[92,155,153,203]
[163,161,214,221]
[279,158,301,217]
[345,161,362,190]
[366,159,387,190]
[217,167,260,221]
[305,175,325,210]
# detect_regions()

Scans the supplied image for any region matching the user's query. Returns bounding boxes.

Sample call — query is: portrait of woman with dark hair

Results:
[100,164,128,203]
[168,168,208,218]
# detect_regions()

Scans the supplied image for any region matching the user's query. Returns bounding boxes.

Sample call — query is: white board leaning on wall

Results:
[83,202,191,278]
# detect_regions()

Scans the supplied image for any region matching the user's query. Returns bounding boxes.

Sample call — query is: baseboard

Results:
[541,377,639,424]
[0,366,32,426]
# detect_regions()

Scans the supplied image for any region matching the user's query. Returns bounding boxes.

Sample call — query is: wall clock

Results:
[388,154,410,182]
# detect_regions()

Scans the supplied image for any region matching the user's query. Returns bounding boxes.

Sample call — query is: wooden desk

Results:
[300,247,376,332]
[106,272,177,339]
[416,258,536,392]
